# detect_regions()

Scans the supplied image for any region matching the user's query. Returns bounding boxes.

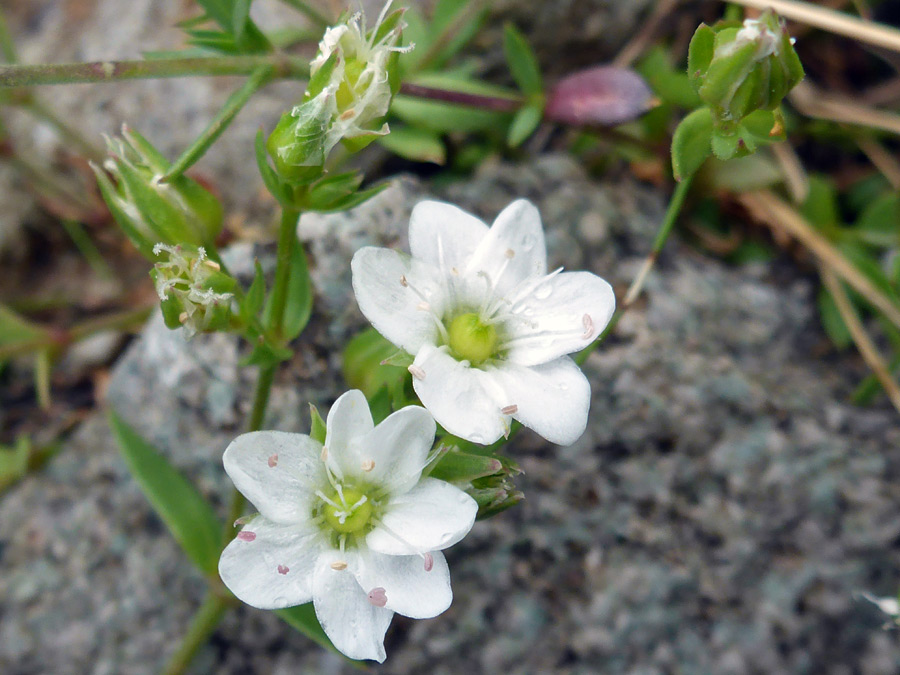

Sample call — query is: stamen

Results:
[315,490,341,509]
[501,404,518,415]
[349,494,368,511]
[277,564,289,575]
[505,248,515,259]
[408,364,426,380]
[399,275,408,287]
[267,454,278,468]
[178,312,189,324]
[582,313,594,340]
[236,531,256,542]
[340,109,355,120]
[370,517,420,554]
[202,260,221,271]
[361,459,375,472]
[320,446,328,461]
[367,587,388,607]
[423,552,434,572]
[330,560,348,571]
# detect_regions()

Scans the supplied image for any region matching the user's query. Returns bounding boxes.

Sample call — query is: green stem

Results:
[161,591,229,675]
[0,54,308,88]
[576,172,695,367]
[161,66,275,182]
[267,207,301,339]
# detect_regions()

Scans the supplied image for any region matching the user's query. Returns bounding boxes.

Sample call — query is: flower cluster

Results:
[351,199,616,445]
[219,390,477,662]
[151,244,235,337]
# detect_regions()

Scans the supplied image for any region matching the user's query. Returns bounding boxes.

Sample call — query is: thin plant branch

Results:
[789,81,900,136]
[855,135,900,189]
[821,266,900,415]
[738,190,900,332]
[770,141,809,203]
[399,82,522,112]
[0,55,308,88]
[614,0,682,68]
[726,0,900,53]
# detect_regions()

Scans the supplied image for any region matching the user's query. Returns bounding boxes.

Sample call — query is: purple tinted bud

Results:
[545,66,655,126]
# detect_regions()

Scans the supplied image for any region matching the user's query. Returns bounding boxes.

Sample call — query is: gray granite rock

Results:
[2,155,899,674]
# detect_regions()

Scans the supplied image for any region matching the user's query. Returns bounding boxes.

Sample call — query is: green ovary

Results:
[323,487,373,534]
[448,313,499,365]
[336,58,366,110]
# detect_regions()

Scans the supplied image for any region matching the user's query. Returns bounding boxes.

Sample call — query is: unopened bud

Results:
[92,126,223,259]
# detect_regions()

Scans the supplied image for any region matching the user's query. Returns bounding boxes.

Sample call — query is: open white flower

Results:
[351,199,616,445]
[219,390,477,663]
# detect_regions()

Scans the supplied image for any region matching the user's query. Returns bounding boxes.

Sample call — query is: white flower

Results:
[218,390,477,663]
[351,199,616,446]
[307,0,410,154]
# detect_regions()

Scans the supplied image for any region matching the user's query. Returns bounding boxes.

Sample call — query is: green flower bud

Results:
[91,126,223,260]
[266,91,334,185]
[151,244,236,337]
[688,10,803,134]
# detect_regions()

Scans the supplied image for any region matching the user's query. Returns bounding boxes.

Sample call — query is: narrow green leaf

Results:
[503,23,542,96]
[376,126,446,165]
[309,404,327,444]
[671,107,712,181]
[687,24,715,93]
[0,304,46,347]
[262,241,312,341]
[232,0,251,40]
[108,410,221,576]
[801,175,840,230]
[507,103,542,147]
[817,286,852,350]
[854,193,900,247]
[240,260,266,324]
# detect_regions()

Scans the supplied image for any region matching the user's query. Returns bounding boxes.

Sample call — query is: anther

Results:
[367,587,387,607]
[423,552,434,572]
[361,459,375,472]
[417,301,430,311]
[505,248,515,259]
[408,365,426,380]
[237,531,256,542]
[321,446,329,462]
[501,404,518,415]
[178,312,189,324]
[277,564,289,575]
[202,260,221,271]
[399,275,408,287]
[340,109,355,120]
[582,313,594,340]
[330,560,348,571]
[267,454,278,468]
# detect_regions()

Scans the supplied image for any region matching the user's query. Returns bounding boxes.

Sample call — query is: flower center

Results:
[447,312,498,365]
[336,58,367,109]
[322,487,373,534]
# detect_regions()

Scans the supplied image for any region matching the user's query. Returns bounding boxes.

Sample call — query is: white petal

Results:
[223,431,326,524]
[366,478,477,555]
[313,552,393,663]
[408,200,489,270]
[345,405,436,493]
[324,390,374,480]
[504,270,616,366]
[411,344,508,444]
[219,518,324,609]
[465,200,547,296]
[356,549,451,619]
[351,247,444,354]
[487,357,591,446]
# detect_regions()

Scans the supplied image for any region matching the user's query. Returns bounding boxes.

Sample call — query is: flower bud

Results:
[267,1,410,183]
[92,126,223,259]
[688,10,803,134]
[151,243,236,337]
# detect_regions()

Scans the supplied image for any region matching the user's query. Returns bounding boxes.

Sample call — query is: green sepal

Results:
[687,23,715,93]
[507,102,543,148]
[671,107,713,181]
[380,349,414,368]
[306,51,339,100]
[428,449,503,484]
[503,22,542,96]
[254,129,293,206]
[309,404,327,444]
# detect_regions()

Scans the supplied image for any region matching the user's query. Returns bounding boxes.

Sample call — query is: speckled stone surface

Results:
[2,156,899,674]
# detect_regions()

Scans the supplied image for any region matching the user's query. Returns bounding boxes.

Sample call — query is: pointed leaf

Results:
[309,404,327,444]
[262,241,312,341]
[376,126,446,165]
[108,410,221,576]
[503,23,542,96]
[507,103,542,147]
[429,450,503,483]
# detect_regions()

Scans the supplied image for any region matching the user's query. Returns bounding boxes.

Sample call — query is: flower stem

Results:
[161,591,229,675]
[576,172,695,366]
[399,81,523,112]
[161,66,275,182]
[0,54,308,88]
